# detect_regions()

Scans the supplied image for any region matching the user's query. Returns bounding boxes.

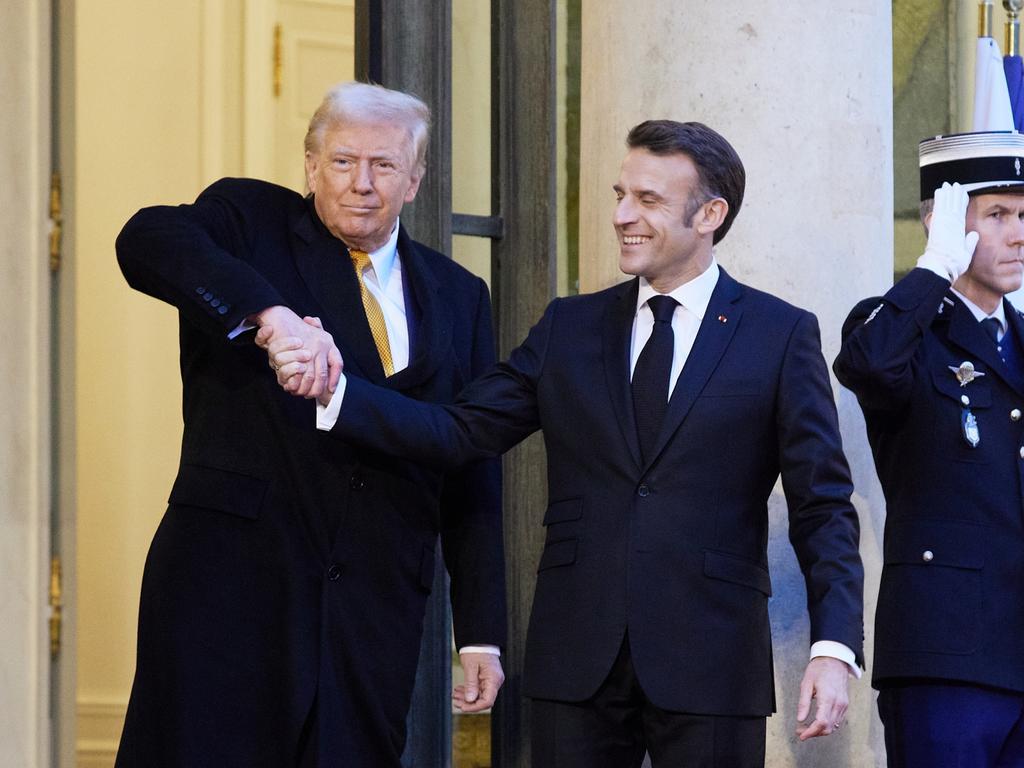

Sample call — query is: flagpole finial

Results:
[981,0,994,39]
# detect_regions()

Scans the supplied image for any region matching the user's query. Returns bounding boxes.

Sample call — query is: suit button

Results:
[960,395,970,406]
[1012,409,1022,422]
[211,299,221,308]
[1020,446,1024,459]
[195,286,205,294]
[327,564,342,581]
[637,484,650,497]
[203,291,214,302]
[218,306,228,315]
[921,550,934,563]
[350,474,366,491]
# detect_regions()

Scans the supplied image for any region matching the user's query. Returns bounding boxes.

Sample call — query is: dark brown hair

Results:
[627,120,745,244]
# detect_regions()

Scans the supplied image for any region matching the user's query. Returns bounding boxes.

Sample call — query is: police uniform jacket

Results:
[835,267,1024,691]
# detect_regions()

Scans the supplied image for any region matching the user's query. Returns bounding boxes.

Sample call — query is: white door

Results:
[245,0,356,192]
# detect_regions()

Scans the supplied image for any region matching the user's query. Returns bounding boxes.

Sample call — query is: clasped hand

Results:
[254,307,343,401]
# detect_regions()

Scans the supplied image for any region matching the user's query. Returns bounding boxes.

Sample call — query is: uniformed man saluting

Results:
[835,131,1024,767]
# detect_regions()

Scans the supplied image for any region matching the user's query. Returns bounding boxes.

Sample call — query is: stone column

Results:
[579,3,892,765]
[0,0,53,765]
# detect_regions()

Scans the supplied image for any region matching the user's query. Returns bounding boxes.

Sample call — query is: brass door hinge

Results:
[273,23,283,98]
[49,171,62,274]
[49,555,62,659]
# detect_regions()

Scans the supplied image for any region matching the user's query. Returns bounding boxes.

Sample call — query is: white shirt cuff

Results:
[227,319,256,340]
[458,645,501,656]
[316,373,348,431]
[810,640,861,679]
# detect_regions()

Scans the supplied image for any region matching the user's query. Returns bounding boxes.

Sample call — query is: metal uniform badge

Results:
[949,361,986,387]
[948,361,986,447]
[962,408,980,448]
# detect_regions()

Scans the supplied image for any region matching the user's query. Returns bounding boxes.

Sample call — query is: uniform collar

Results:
[952,287,1007,334]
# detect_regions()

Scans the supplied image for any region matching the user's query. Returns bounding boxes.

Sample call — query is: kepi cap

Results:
[919,130,1024,200]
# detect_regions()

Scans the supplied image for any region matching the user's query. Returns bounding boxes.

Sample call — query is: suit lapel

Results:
[383,228,453,391]
[290,198,384,381]
[290,206,453,389]
[602,279,644,471]
[645,268,743,467]
[945,293,1024,396]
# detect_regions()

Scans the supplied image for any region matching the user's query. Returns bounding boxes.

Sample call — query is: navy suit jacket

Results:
[335,268,864,716]
[114,178,505,766]
[836,268,1024,692]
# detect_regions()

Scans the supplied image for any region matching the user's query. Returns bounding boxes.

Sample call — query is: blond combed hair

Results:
[304,81,431,175]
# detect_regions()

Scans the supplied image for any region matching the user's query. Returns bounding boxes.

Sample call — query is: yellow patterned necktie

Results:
[349,249,395,376]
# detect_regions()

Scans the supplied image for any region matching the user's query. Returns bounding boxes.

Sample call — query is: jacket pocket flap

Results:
[883,520,986,569]
[930,369,992,407]
[704,550,772,595]
[168,463,267,520]
[543,497,583,525]
[537,539,577,572]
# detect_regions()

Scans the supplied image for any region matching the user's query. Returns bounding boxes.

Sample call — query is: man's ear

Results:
[695,198,728,237]
[404,167,424,203]
[304,151,318,194]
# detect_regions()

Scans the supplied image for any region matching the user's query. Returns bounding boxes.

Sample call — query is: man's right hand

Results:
[253,306,342,399]
[918,181,980,282]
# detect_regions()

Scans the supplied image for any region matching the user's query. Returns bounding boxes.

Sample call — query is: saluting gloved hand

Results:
[916,181,980,283]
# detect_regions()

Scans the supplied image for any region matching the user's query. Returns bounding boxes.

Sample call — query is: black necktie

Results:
[982,317,1004,361]
[632,295,678,463]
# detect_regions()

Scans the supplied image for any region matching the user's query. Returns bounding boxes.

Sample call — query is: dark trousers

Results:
[531,635,766,768]
[878,680,1024,768]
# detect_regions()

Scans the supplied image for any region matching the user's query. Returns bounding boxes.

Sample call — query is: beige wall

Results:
[73,2,207,762]
[0,0,53,765]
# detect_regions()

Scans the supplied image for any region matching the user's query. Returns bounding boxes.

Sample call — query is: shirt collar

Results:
[361,220,401,289]
[636,258,720,319]
[951,287,1007,334]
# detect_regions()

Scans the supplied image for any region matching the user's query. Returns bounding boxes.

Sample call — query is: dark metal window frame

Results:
[355,3,556,765]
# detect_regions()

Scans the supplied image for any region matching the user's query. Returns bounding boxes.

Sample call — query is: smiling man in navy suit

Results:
[270,120,865,767]
[835,131,1024,768]
[115,81,506,768]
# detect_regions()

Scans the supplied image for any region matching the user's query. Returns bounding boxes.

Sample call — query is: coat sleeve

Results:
[833,268,952,412]
[776,310,865,664]
[116,179,287,338]
[439,278,507,648]
[334,297,559,468]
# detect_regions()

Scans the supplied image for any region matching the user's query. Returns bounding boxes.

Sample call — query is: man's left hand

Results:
[795,656,849,741]
[453,652,505,713]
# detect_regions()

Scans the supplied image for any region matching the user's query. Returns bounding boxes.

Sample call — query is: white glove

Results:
[916,181,980,283]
